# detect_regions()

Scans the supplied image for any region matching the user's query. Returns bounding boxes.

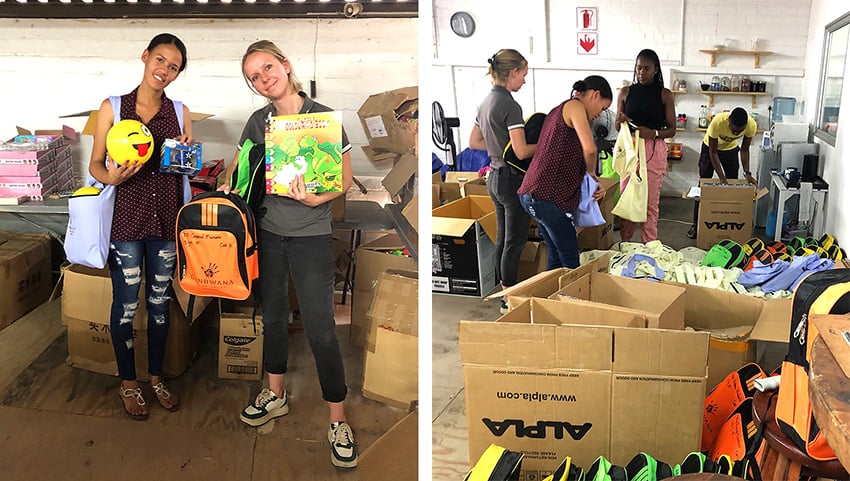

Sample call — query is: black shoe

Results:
[686,225,697,239]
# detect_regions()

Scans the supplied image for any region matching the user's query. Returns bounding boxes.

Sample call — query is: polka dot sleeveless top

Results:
[110,88,183,242]
[518,99,585,212]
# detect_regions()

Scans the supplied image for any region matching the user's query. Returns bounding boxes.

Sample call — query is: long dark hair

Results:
[573,75,613,100]
[146,33,188,72]
[632,48,663,87]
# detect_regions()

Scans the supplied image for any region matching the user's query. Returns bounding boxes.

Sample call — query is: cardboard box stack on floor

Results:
[0,230,52,331]
[0,127,76,202]
[63,263,213,380]
[350,234,417,350]
[218,299,264,381]
[362,271,418,409]
[460,285,709,478]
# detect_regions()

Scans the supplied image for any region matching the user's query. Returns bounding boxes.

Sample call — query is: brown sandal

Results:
[119,386,149,420]
[152,382,180,412]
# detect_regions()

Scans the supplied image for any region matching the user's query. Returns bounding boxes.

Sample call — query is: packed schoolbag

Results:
[175,191,259,318]
[775,269,850,461]
[503,112,546,173]
[229,138,267,219]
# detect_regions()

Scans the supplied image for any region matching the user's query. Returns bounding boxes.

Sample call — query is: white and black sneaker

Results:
[328,421,358,468]
[239,388,289,427]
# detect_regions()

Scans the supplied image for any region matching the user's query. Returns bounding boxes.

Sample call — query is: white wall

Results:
[432,0,812,196]
[804,2,850,247]
[0,17,418,181]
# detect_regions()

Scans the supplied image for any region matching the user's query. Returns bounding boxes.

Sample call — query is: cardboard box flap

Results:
[62,109,214,136]
[534,296,647,329]
[367,271,418,341]
[677,282,764,331]
[357,86,418,117]
[487,252,613,301]
[444,171,480,183]
[432,216,478,238]
[359,232,407,251]
[358,410,418,481]
[613,328,709,377]
[432,195,498,241]
[459,311,613,370]
[381,152,417,197]
[749,298,792,343]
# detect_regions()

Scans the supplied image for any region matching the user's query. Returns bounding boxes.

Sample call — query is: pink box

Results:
[0,148,54,162]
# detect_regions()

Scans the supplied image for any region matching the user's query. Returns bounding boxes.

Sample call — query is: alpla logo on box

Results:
[704,221,745,231]
[482,418,592,440]
[224,336,257,346]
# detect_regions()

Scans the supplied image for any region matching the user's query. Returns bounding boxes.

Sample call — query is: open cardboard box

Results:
[551,273,686,330]
[460,297,708,475]
[486,253,613,309]
[357,86,418,156]
[432,195,498,296]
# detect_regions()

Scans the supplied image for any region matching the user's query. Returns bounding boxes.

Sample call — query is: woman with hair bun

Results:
[469,49,536,313]
[517,76,612,269]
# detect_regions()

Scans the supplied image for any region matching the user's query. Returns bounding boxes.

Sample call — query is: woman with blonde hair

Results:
[221,39,356,469]
[469,48,536,311]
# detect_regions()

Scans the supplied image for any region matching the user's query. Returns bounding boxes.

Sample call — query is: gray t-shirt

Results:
[474,85,524,169]
[238,92,351,237]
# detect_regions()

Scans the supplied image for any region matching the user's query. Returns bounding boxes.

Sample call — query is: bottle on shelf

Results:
[699,105,709,129]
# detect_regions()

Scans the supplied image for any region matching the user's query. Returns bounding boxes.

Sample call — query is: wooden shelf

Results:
[699,49,774,68]
[701,91,770,108]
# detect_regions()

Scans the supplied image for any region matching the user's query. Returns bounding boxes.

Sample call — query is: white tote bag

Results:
[64,180,116,268]
[611,129,648,223]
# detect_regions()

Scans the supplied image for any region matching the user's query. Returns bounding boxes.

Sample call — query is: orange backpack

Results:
[176,191,259,309]
[775,269,850,461]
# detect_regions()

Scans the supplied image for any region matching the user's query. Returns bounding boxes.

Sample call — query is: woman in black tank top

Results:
[615,49,676,244]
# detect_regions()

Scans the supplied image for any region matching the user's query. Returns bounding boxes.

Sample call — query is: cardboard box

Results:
[490,253,614,310]
[401,194,418,234]
[460,298,709,475]
[0,231,52,331]
[577,176,618,250]
[350,234,417,349]
[431,171,462,205]
[462,177,489,197]
[218,299,264,381]
[381,152,417,202]
[63,264,211,379]
[516,240,548,283]
[669,281,791,387]
[696,179,768,249]
[551,273,686,330]
[358,410,418,481]
[362,271,418,409]
[357,86,418,155]
[432,195,498,297]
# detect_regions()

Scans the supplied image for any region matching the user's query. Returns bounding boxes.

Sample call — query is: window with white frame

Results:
[815,13,850,145]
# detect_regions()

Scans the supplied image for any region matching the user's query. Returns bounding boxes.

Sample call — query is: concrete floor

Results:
[430,196,771,480]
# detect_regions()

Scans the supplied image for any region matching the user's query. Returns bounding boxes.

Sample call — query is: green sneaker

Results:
[625,452,672,481]
[585,456,627,481]
[672,452,716,476]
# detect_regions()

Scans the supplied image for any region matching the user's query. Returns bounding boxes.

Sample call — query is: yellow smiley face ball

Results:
[106,119,154,165]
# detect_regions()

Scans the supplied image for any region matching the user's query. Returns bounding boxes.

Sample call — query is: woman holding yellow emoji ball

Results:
[88,33,194,420]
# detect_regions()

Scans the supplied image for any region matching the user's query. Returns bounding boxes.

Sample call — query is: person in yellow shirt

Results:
[687,107,757,239]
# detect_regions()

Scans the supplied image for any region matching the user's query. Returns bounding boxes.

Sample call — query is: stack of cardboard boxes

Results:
[0,230,52,332]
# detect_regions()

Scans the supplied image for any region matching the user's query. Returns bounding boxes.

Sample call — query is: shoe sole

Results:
[330,450,358,469]
[239,403,290,427]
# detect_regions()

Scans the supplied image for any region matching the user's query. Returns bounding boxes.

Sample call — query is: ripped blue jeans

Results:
[107,237,177,381]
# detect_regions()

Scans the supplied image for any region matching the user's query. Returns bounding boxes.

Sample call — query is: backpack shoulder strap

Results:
[109,95,121,123]
[173,100,184,133]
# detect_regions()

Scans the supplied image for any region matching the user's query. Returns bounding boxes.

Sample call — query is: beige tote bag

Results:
[611,127,648,222]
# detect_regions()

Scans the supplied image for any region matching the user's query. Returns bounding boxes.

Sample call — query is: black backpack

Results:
[503,112,546,173]
[230,138,267,219]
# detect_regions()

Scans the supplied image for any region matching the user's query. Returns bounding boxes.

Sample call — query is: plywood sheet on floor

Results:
[0,298,63,393]
[0,405,255,481]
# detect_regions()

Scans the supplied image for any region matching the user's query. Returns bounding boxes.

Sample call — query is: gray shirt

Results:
[474,85,524,169]
[238,92,351,237]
